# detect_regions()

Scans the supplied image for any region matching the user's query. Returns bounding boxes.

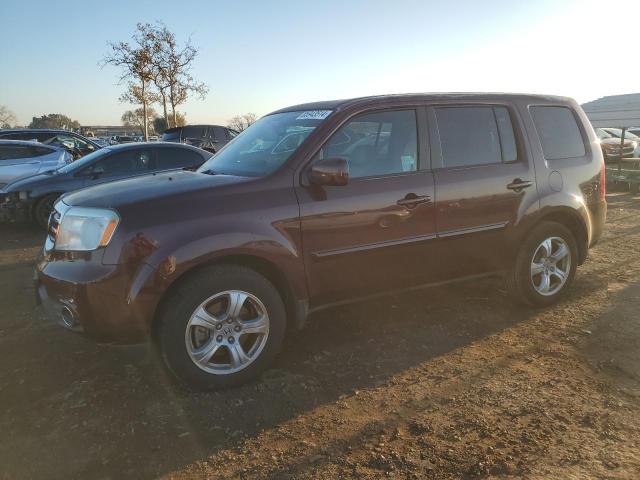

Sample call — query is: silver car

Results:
[0,140,72,189]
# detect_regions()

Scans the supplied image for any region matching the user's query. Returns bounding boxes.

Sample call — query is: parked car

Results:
[0,140,72,192]
[628,127,640,137]
[34,93,606,390]
[0,129,101,159]
[111,135,136,144]
[89,137,110,148]
[601,127,640,157]
[595,128,637,161]
[0,142,211,227]
[161,125,239,153]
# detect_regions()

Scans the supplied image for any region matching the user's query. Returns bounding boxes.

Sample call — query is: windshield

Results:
[197,110,332,177]
[56,148,109,173]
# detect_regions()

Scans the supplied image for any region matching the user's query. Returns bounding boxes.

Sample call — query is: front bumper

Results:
[34,252,161,344]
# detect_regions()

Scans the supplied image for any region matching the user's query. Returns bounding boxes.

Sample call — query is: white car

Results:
[0,140,72,189]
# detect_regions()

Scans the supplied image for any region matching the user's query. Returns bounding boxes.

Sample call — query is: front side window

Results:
[198,110,332,177]
[530,106,586,160]
[320,110,418,178]
[90,148,152,176]
[435,106,518,168]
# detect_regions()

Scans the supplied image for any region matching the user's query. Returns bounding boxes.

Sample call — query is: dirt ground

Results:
[1,192,639,480]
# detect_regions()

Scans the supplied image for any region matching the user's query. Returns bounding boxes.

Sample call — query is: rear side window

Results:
[435,106,518,168]
[161,130,181,141]
[530,106,586,160]
[183,127,206,139]
[0,145,31,160]
[155,148,204,170]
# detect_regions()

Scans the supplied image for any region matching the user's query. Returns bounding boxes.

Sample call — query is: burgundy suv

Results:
[35,94,607,390]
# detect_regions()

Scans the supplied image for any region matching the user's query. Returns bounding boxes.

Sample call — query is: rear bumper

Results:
[588,199,607,248]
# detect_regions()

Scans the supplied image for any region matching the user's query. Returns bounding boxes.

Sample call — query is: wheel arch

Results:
[151,253,307,340]
[517,207,589,265]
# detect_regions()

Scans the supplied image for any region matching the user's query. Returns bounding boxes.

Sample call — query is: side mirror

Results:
[308,158,349,186]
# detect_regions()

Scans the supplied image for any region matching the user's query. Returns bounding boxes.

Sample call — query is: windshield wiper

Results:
[200,169,218,175]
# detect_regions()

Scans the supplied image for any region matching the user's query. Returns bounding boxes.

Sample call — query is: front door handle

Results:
[506,179,533,192]
[397,194,431,207]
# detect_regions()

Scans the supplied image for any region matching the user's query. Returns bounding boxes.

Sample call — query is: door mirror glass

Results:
[308,158,349,186]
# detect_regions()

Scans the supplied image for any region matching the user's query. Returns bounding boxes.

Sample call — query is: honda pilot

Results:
[35,93,607,390]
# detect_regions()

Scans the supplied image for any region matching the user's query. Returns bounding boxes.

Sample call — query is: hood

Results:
[600,138,635,146]
[62,170,251,209]
[2,171,58,192]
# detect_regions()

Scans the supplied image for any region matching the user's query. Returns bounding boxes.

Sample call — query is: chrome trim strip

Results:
[312,233,437,258]
[437,222,508,238]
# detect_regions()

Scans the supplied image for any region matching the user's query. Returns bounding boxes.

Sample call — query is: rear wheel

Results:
[34,194,59,229]
[506,221,578,306]
[155,265,287,390]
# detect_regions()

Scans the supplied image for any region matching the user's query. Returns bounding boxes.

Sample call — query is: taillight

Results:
[599,161,606,201]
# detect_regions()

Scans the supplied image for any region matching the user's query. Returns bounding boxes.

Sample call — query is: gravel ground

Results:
[0,192,639,479]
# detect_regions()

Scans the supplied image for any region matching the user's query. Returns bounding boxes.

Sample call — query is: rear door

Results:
[296,107,437,306]
[430,104,538,277]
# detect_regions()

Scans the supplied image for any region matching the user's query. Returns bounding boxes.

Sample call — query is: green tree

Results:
[122,107,158,134]
[28,113,81,130]
[153,112,186,134]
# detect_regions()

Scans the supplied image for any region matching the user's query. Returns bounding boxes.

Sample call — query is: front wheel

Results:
[34,194,59,229]
[155,265,287,390]
[506,221,578,307]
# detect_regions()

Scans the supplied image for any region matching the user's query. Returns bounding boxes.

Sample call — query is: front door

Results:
[296,108,437,307]
[429,104,538,278]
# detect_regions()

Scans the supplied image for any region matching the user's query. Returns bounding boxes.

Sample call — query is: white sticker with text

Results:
[296,110,332,121]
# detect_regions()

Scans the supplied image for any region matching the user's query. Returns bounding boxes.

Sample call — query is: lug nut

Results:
[216,335,223,342]
[216,324,222,330]
[227,318,233,324]
[234,325,241,332]
[228,336,235,343]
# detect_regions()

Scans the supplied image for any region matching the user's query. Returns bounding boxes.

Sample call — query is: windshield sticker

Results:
[296,110,332,121]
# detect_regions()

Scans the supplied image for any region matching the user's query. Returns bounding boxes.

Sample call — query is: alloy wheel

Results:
[184,290,270,374]
[530,236,571,296]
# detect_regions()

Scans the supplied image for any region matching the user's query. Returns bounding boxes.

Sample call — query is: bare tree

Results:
[227,113,257,132]
[102,23,159,141]
[122,107,158,134]
[0,105,17,128]
[153,24,208,127]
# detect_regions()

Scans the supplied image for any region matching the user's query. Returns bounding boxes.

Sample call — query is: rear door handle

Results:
[397,194,431,207]
[506,179,533,192]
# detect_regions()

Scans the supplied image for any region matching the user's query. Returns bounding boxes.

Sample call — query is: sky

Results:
[1,0,638,127]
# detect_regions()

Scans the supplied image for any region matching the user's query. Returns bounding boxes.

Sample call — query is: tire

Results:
[506,221,578,307]
[34,194,59,229]
[155,265,287,391]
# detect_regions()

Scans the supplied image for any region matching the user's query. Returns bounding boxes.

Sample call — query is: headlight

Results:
[55,207,120,251]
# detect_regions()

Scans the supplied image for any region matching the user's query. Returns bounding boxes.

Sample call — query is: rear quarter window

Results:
[530,106,586,160]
